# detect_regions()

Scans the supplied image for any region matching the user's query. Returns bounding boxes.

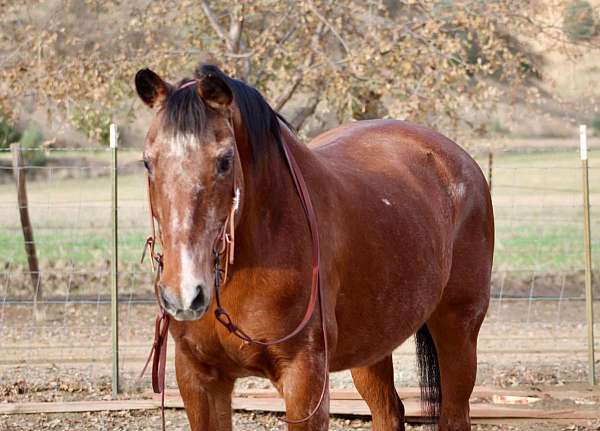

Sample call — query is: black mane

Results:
[163,64,290,157]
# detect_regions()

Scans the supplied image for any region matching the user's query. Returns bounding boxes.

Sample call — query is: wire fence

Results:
[0,145,158,395]
[0,136,598,397]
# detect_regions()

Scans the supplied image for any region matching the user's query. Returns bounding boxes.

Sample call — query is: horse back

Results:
[310,119,489,235]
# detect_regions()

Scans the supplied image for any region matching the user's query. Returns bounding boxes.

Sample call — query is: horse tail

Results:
[415,324,441,423]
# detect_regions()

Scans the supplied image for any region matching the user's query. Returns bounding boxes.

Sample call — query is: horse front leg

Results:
[277,351,330,431]
[175,345,234,431]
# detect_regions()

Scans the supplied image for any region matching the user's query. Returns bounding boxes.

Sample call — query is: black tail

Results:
[415,324,441,424]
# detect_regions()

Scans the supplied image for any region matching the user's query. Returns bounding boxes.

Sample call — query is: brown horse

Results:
[134,64,494,431]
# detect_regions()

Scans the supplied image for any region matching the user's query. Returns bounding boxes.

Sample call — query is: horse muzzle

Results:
[159,284,209,321]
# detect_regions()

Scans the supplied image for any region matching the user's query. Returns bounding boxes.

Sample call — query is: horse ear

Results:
[135,68,170,108]
[196,69,233,109]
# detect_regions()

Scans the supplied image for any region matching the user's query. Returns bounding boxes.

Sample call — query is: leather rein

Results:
[140,116,328,428]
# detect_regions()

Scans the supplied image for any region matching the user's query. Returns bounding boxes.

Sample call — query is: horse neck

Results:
[233,120,314,267]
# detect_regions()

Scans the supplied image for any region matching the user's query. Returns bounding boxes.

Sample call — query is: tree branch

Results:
[306,1,351,59]
[200,0,231,49]
[273,23,327,111]
[200,2,253,78]
[228,8,244,53]
[274,73,305,112]
[305,1,367,81]
[291,93,321,131]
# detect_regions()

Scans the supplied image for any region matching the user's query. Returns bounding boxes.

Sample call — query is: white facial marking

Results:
[180,247,205,309]
[169,133,199,158]
[382,198,392,206]
[182,208,193,232]
[171,210,180,234]
[206,206,218,226]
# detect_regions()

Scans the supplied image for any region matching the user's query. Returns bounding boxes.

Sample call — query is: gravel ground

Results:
[2,411,600,431]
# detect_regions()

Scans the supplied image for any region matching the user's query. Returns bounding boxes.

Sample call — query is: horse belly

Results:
[327,207,452,371]
[329,274,446,371]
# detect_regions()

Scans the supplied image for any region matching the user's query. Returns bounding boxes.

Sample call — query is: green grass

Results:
[0,159,150,266]
[477,150,600,272]
[0,230,147,264]
[2,149,599,274]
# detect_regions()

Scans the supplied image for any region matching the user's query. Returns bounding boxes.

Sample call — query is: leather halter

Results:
[140,109,328,427]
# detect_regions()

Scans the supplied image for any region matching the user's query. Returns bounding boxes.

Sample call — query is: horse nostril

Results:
[160,286,177,311]
[190,285,206,312]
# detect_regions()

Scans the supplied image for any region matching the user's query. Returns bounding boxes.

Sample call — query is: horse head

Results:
[135,65,243,321]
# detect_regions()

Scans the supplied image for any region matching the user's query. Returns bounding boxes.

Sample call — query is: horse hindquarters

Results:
[423,187,493,431]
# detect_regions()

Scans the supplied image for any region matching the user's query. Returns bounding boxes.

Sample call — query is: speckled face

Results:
[135,68,237,321]
[144,110,235,320]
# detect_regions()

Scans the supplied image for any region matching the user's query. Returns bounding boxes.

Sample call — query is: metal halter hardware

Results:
[140,120,327,428]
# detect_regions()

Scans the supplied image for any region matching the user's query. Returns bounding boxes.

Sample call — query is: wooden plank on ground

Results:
[0,400,159,415]
[160,386,600,402]
[2,395,598,423]
[228,397,600,421]
[158,387,600,422]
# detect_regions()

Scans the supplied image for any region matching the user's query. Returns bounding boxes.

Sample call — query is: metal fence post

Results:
[487,150,493,194]
[580,124,596,385]
[110,124,120,395]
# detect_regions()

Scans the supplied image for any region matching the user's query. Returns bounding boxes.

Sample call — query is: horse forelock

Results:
[160,64,292,159]
[163,80,208,141]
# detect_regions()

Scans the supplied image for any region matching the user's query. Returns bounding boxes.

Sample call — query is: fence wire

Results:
[0,144,598,398]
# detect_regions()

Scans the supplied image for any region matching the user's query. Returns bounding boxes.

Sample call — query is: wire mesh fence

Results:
[0,140,598,398]
[0,145,158,395]
[477,147,600,387]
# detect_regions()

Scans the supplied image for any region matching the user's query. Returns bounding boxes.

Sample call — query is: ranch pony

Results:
[134,64,494,431]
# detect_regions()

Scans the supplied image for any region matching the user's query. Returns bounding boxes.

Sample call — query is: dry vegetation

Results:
[0,0,598,146]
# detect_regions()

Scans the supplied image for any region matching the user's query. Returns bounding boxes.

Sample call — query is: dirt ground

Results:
[1,299,600,430]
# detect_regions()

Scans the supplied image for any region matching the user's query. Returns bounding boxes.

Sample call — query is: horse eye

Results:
[216,152,233,175]
[143,157,152,173]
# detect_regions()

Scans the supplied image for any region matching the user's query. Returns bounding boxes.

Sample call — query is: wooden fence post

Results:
[580,124,596,385]
[10,144,42,305]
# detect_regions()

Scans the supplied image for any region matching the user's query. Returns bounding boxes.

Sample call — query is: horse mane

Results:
[163,64,291,158]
